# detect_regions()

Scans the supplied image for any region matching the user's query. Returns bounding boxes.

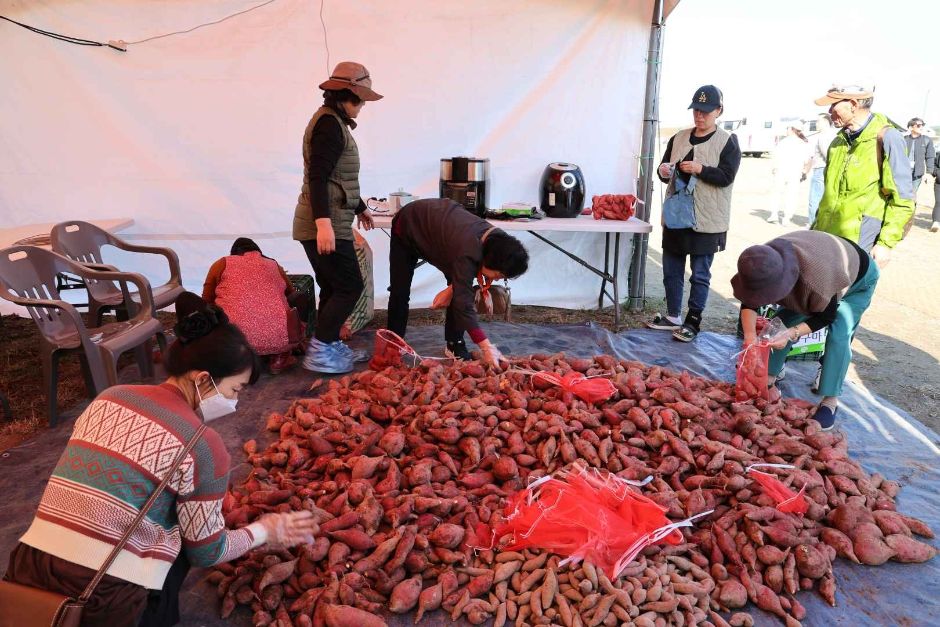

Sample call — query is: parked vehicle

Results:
[720,117,805,158]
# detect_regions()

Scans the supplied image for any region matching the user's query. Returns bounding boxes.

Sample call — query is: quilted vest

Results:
[666,127,734,233]
[293,106,361,242]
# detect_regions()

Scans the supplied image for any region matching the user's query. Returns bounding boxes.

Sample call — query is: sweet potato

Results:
[885,534,939,563]
[414,582,443,623]
[756,545,787,566]
[257,559,297,592]
[718,579,748,609]
[794,544,829,579]
[321,603,388,627]
[853,527,896,566]
[389,575,423,613]
[820,527,860,564]
[328,529,376,552]
[492,456,519,481]
[892,514,932,539]
[429,523,466,549]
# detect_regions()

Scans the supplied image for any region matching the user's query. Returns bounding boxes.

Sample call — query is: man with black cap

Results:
[731,231,879,430]
[812,83,914,266]
[904,117,935,200]
[647,84,741,342]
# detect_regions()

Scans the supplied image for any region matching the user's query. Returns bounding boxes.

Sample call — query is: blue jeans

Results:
[768,261,880,397]
[662,250,714,318]
[807,167,824,226]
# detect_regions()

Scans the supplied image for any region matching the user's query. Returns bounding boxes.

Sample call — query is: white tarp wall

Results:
[0,0,652,312]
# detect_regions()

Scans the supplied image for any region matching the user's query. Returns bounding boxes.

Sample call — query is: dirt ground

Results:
[643,153,940,434]
[2,154,937,446]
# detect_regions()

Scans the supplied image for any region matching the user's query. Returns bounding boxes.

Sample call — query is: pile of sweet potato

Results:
[214,354,936,627]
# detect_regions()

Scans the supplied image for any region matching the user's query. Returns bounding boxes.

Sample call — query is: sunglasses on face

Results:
[912,123,924,128]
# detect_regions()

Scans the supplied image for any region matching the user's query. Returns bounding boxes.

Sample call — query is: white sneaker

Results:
[931,221,940,233]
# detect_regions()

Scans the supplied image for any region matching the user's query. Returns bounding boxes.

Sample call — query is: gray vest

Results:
[666,127,734,233]
[292,106,361,241]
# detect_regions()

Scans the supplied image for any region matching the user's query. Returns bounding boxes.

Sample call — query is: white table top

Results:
[371,212,651,234]
[0,218,135,249]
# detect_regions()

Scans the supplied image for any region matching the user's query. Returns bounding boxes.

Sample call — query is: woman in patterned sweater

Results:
[3,293,318,626]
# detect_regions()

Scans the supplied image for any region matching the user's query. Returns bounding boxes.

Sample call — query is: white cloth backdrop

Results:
[0,0,652,314]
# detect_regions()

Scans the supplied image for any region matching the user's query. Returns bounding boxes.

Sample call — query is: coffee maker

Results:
[440,157,489,217]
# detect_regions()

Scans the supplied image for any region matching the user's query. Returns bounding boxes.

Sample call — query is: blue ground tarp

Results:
[1,323,937,626]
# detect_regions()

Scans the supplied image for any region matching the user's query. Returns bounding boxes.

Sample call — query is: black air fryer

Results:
[539,162,585,218]
[440,157,489,217]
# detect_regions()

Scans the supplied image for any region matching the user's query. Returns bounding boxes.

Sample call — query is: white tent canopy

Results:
[0,0,671,314]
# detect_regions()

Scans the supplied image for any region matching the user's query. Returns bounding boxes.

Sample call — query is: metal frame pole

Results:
[627,0,665,310]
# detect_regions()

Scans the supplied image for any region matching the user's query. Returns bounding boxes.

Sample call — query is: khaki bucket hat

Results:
[319,61,383,101]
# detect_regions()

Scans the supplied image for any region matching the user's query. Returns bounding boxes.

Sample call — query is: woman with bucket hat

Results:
[731,230,880,430]
[293,62,382,373]
[647,84,741,342]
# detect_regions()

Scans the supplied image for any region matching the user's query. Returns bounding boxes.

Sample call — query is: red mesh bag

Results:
[747,465,808,515]
[591,194,638,221]
[734,341,771,401]
[369,329,417,370]
[493,467,710,578]
[532,371,617,404]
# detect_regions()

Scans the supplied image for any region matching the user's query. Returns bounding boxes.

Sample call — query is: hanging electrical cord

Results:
[124,0,279,46]
[0,0,280,52]
[0,14,125,51]
[319,0,331,74]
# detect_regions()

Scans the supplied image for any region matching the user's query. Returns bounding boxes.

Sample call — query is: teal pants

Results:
[768,261,880,397]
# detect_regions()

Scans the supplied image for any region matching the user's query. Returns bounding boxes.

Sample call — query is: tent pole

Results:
[627,0,665,311]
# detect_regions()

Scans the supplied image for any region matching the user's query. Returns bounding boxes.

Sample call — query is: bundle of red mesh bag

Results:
[493,466,710,578]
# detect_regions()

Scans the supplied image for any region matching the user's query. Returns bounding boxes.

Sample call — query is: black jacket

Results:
[393,199,497,334]
[905,134,936,179]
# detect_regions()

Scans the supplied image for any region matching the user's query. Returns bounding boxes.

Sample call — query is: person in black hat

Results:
[731,230,880,430]
[646,84,741,342]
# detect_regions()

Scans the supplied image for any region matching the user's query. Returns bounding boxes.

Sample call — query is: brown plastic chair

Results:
[0,245,167,426]
[51,220,184,324]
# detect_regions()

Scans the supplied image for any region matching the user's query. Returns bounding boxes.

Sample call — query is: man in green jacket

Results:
[811,84,914,268]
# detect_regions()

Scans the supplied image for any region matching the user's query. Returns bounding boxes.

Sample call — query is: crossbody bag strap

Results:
[77,423,208,603]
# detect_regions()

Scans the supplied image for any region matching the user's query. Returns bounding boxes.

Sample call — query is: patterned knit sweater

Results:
[20,384,254,589]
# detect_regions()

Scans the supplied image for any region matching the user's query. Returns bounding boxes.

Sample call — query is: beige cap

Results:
[319,62,383,101]
[814,83,874,106]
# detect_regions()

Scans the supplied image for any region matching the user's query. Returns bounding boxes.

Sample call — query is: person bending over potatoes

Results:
[731,230,879,431]
[387,198,529,366]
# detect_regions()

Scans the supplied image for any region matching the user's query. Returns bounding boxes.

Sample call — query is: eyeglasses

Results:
[911,123,924,128]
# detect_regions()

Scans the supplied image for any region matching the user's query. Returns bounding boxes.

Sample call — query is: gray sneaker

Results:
[334,341,368,363]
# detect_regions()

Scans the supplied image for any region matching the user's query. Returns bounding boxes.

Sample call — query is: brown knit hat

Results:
[731,239,800,306]
[319,62,382,101]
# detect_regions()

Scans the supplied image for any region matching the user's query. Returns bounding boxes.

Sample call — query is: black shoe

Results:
[446,340,472,360]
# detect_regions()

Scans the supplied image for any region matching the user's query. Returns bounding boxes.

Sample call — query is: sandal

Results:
[672,324,698,342]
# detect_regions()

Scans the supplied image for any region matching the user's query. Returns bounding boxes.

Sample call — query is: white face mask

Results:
[195,376,238,422]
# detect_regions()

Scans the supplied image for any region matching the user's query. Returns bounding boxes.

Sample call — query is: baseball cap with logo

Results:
[813,83,874,106]
[319,62,383,101]
[688,85,723,112]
